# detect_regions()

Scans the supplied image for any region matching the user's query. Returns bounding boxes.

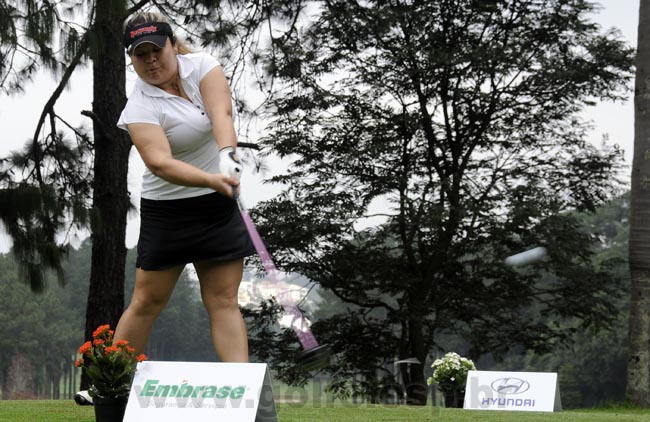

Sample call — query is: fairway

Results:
[0,401,649,422]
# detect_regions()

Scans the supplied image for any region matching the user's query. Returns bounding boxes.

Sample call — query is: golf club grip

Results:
[236,201,319,350]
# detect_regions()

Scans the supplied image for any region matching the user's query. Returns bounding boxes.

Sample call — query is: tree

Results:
[0,0,302,389]
[627,0,650,407]
[254,0,634,404]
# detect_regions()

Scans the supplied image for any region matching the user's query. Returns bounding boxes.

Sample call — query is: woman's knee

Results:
[202,291,240,311]
[195,260,244,311]
[127,293,170,317]
[127,267,181,317]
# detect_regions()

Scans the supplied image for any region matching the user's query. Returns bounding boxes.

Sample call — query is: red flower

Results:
[78,341,92,356]
[92,324,111,339]
[136,354,147,362]
[75,324,141,398]
[104,346,119,355]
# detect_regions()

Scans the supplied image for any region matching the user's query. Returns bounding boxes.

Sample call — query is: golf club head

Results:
[296,344,332,372]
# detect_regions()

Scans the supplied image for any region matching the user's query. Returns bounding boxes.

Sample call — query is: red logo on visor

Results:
[130,25,158,39]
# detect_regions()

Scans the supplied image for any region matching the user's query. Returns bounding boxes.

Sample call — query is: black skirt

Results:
[136,192,255,271]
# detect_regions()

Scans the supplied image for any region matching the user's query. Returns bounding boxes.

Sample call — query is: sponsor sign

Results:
[463,370,562,412]
[123,361,278,422]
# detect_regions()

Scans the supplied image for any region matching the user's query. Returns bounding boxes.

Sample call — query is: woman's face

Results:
[130,38,178,87]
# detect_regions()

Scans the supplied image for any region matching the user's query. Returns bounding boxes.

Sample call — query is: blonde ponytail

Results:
[175,39,194,55]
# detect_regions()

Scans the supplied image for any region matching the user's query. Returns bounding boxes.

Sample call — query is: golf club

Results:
[235,194,332,371]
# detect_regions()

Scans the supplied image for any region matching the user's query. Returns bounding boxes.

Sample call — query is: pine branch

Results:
[126,0,151,17]
[32,31,90,166]
[80,110,108,141]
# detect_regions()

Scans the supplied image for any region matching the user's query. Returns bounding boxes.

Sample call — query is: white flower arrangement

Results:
[427,352,476,392]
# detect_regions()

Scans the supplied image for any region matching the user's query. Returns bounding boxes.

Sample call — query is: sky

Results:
[0,0,641,253]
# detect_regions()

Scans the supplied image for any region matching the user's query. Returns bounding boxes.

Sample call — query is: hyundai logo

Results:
[490,378,530,395]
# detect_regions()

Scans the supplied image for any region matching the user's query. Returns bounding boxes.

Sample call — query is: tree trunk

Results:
[82,1,131,389]
[628,0,650,407]
[403,317,428,406]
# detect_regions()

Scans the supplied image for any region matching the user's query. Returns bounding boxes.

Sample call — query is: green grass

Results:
[1,400,649,421]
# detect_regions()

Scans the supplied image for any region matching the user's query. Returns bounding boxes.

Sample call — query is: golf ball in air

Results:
[504,246,548,266]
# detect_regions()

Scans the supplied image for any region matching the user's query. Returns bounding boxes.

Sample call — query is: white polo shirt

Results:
[117,52,223,200]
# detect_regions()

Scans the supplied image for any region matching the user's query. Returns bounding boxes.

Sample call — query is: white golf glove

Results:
[219,146,243,180]
[219,146,242,198]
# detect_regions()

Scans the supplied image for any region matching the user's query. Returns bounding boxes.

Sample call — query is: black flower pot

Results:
[442,390,465,408]
[93,395,128,422]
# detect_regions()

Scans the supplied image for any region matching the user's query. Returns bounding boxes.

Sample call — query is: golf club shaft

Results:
[236,197,320,350]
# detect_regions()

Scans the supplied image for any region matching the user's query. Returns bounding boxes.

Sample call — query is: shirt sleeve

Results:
[197,52,221,81]
[117,92,162,131]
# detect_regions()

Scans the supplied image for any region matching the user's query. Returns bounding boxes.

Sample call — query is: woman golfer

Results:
[115,12,254,362]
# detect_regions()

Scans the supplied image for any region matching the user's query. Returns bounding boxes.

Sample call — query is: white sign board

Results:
[463,370,562,412]
[123,361,278,422]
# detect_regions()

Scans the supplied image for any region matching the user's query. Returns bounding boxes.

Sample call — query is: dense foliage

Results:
[252,0,634,404]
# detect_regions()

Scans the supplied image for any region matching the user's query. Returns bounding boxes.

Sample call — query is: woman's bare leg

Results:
[114,265,184,353]
[193,259,248,362]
